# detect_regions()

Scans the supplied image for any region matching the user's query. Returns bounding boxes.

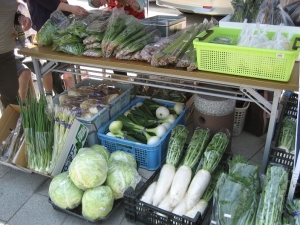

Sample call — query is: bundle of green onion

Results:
[20,95,54,174]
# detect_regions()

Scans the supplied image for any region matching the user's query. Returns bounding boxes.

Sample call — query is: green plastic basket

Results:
[193,27,300,82]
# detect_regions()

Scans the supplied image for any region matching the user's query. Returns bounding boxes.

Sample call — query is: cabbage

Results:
[90,144,110,162]
[69,149,108,190]
[106,160,141,199]
[108,151,137,169]
[82,185,114,221]
[49,172,83,209]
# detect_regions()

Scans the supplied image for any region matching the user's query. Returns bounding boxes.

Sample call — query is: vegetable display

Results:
[49,147,139,221]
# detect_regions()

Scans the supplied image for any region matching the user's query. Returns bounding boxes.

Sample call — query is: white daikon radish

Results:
[152,164,175,206]
[185,169,211,210]
[185,199,207,218]
[140,181,157,204]
[185,130,229,211]
[157,191,174,213]
[172,195,188,216]
[169,165,192,208]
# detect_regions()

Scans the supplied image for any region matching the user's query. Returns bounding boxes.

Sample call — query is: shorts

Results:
[16,59,29,77]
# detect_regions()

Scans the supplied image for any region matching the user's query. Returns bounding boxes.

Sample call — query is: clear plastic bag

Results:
[82,49,103,57]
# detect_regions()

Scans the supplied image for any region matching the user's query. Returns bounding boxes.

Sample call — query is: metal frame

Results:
[31,57,287,175]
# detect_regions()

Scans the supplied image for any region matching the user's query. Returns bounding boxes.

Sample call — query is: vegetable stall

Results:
[9,5,300,225]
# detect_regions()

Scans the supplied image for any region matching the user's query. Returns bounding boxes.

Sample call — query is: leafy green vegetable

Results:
[256,165,289,225]
[49,172,83,209]
[166,125,189,166]
[183,128,210,169]
[82,185,114,221]
[211,156,260,225]
[36,19,57,46]
[105,160,141,199]
[90,144,110,162]
[58,43,85,55]
[52,33,83,46]
[201,130,230,173]
[108,150,137,169]
[69,149,108,190]
[286,198,300,225]
[277,116,297,153]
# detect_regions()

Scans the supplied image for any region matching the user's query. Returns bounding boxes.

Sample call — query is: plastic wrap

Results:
[82,49,103,57]
[256,0,295,25]
[105,20,144,58]
[58,43,85,56]
[83,33,105,45]
[115,29,161,59]
[176,43,195,68]
[86,20,109,33]
[85,42,102,49]
[101,8,127,55]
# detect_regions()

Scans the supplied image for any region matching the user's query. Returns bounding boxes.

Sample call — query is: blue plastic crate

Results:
[53,79,133,146]
[97,98,186,170]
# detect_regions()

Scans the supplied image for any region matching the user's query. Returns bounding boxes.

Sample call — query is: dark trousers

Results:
[0,51,19,108]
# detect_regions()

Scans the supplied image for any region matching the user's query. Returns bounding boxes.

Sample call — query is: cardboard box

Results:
[50,119,89,176]
[0,104,89,177]
[0,105,28,172]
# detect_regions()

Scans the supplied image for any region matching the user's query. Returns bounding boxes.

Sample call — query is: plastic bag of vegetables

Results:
[69,148,108,190]
[58,43,85,56]
[106,160,141,199]
[49,172,83,209]
[108,151,137,169]
[82,185,114,221]
[36,19,57,46]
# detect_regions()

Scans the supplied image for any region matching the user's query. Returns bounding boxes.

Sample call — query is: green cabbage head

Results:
[90,144,110,162]
[82,185,114,221]
[108,151,137,169]
[69,149,108,190]
[49,172,83,209]
[106,160,141,199]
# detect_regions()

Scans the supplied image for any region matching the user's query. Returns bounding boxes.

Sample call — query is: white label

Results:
[211,220,217,224]
[276,53,284,58]
[224,214,232,218]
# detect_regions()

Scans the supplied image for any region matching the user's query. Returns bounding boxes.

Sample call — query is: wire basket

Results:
[193,27,300,82]
[233,101,250,136]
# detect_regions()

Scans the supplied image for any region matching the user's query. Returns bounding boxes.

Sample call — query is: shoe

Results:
[31,72,37,81]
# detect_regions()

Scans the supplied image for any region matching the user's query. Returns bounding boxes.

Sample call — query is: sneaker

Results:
[31,72,37,81]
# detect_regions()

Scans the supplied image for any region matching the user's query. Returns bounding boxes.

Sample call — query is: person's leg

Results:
[43,72,54,95]
[16,59,36,103]
[0,51,19,108]
[52,71,65,95]
[39,60,64,96]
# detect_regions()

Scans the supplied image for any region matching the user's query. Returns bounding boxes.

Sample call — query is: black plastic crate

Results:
[124,169,205,225]
[49,197,123,223]
[123,153,231,225]
[268,92,298,173]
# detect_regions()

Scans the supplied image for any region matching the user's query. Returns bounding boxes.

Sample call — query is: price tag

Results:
[276,53,285,58]
[210,220,217,224]
[224,214,232,218]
